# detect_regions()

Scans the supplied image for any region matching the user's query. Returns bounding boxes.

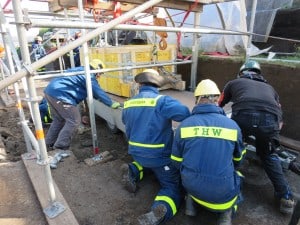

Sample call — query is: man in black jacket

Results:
[218,60,295,214]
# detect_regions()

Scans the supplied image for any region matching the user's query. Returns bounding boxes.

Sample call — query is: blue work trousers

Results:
[232,110,292,199]
[129,161,182,222]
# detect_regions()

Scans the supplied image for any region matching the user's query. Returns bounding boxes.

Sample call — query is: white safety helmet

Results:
[194,79,220,97]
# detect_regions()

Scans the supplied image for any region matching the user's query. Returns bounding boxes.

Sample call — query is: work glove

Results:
[111,102,121,109]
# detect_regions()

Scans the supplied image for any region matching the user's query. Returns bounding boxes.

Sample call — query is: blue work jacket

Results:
[44,66,113,106]
[122,86,190,167]
[171,103,246,211]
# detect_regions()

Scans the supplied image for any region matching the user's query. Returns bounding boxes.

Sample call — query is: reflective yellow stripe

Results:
[44,116,48,123]
[155,196,177,215]
[191,195,238,211]
[171,154,183,162]
[129,140,165,148]
[124,95,162,108]
[236,170,244,178]
[233,149,247,162]
[47,104,52,119]
[180,126,238,141]
[132,161,144,180]
[234,204,238,212]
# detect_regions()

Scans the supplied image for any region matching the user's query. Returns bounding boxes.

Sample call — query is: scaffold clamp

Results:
[43,201,66,219]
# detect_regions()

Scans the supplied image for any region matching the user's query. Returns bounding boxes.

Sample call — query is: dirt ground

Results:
[0,84,299,225]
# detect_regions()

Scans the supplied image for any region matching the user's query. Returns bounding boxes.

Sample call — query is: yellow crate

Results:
[83,44,177,97]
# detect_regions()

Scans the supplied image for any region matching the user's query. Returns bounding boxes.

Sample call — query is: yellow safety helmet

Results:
[134,69,166,87]
[90,59,105,70]
[194,79,220,97]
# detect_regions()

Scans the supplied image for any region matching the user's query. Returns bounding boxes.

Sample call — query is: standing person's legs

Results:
[54,103,81,149]
[44,95,65,147]
[255,113,294,214]
[233,111,294,213]
[257,136,291,198]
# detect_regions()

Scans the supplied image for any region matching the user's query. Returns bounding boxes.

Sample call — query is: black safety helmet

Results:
[239,60,261,75]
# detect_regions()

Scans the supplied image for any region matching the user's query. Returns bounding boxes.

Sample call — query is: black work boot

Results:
[185,195,197,216]
[137,204,167,225]
[217,209,232,225]
[120,164,137,193]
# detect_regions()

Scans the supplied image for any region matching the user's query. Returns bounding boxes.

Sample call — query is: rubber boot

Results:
[185,195,197,216]
[217,210,232,225]
[280,197,295,214]
[120,164,137,193]
[137,204,167,225]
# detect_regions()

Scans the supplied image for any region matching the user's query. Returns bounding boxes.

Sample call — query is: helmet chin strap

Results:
[195,95,219,105]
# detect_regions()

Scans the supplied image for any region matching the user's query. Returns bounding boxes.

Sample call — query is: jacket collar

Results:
[192,103,226,116]
[139,85,159,94]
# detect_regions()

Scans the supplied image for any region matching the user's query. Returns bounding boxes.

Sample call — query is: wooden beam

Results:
[280,135,300,152]
[117,0,203,12]
[49,0,236,13]
[49,0,137,12]
[49,0,203,12]
[22,154,79,225]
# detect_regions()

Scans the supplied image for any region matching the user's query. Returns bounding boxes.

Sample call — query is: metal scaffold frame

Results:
[0,0,249,221]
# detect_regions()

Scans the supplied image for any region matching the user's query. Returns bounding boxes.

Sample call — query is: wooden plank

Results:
[159,75,186,91]
[49,0,236,13]
[49,0,137,13]
[117,0,236,11]
[114,0,203,12]
[49,0,203,12]
[280,136,300,152]
[22,154,79,225]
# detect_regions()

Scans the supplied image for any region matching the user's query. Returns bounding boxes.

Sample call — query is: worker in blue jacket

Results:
[121,69,190,225]
[171,79,246,225]
[44,59,120,151]
[39,97,52,126]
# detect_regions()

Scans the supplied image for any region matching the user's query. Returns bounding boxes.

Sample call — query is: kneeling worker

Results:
[121,69,190,225]
[171,79,246,225]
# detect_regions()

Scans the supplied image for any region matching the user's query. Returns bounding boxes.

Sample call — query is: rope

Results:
[153,17,168,50]
[176,0,199,59]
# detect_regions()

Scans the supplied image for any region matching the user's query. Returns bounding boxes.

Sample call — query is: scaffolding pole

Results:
[0,5,33,154]
[190,11,201,91]
[12,0,63,218]
[246,0,257,60]
[77,0,100,156]
[0,0,164,216]
[27,20,245,35]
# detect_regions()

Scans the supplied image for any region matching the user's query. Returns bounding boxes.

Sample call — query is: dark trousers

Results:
[129,161,182,222]
[45,94,81,149]
[232,110,292,199]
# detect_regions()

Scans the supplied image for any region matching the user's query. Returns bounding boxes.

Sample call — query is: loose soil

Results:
[0,80,299,225]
